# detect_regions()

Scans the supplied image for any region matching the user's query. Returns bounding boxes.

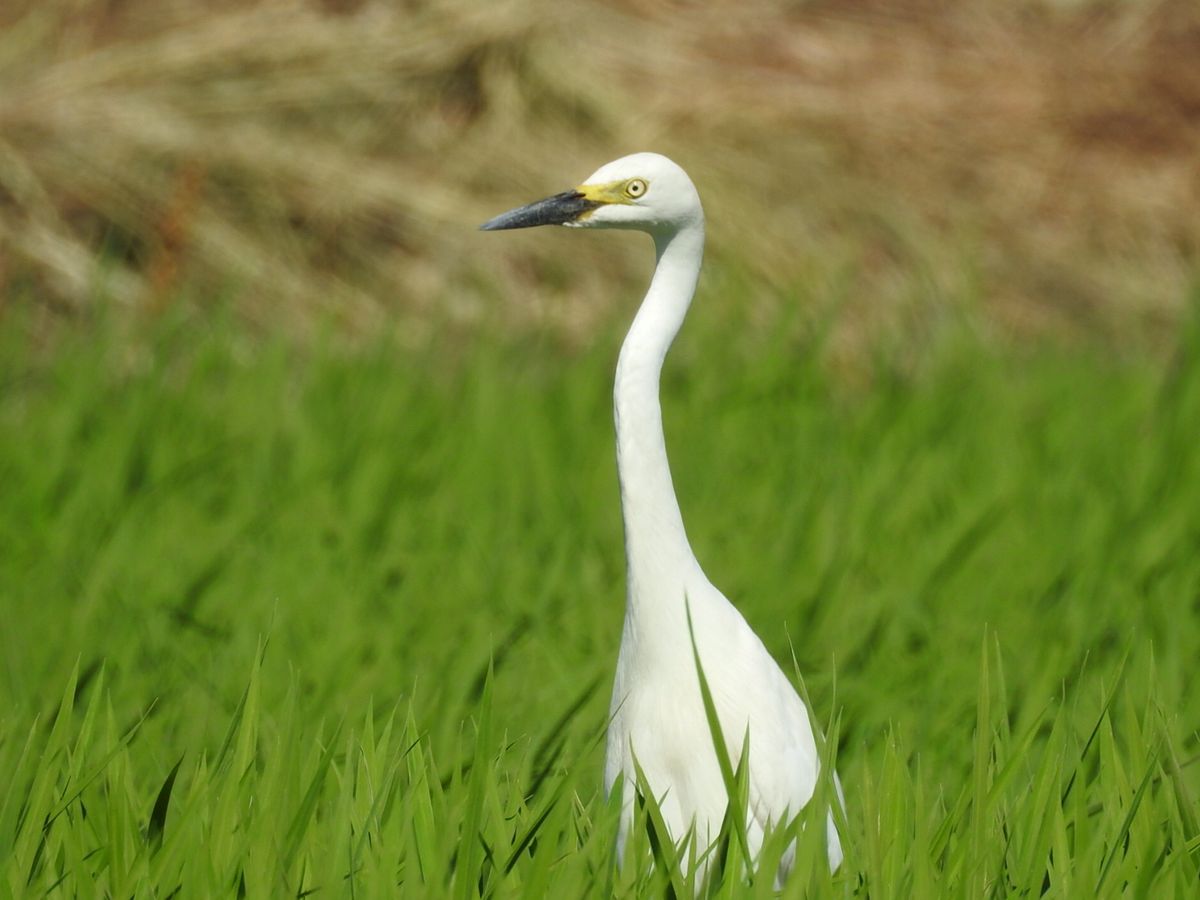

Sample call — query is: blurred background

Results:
[2,0,1197,360]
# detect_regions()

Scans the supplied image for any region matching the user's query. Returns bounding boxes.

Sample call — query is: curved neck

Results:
[614,221,705,624]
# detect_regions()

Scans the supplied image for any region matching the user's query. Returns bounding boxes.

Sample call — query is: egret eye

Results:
[625,178,648,199]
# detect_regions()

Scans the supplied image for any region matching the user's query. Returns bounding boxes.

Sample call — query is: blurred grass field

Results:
[2,0,1199,356]
[3,288,1200,895]
[3,0,1200,896]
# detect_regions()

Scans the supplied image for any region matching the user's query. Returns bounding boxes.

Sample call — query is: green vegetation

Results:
[2,2,1197,895]
[2,286,1199,896]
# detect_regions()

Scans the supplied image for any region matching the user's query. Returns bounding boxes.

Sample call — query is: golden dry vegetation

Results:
[1,0,1198,354]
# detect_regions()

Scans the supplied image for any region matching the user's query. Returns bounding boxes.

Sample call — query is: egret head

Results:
[480,153,703,235]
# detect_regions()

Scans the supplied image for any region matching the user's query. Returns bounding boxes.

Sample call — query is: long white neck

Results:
[614,220,705,635]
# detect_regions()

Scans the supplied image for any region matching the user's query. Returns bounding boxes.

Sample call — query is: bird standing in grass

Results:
[481,153,842,879]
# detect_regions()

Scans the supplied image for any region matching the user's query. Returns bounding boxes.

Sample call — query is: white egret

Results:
[481,153,842,879]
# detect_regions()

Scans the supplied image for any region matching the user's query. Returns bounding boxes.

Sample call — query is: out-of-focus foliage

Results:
[2,310,1199,896]
[1,0,1197,354]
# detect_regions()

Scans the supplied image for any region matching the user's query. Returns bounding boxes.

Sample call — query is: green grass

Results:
[1,291,1199,897]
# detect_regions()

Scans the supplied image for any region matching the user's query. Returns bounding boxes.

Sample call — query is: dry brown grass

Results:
[1,0,1197,354]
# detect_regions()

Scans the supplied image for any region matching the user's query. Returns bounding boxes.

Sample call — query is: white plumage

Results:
[482,152,842,880]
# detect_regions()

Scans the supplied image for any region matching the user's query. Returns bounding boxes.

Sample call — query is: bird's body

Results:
[482,153,842,878]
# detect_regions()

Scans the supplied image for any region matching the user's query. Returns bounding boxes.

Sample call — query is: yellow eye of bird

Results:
[625,179,647,199]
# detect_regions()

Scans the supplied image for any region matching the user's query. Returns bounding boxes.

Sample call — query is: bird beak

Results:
[479,190,603,231]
